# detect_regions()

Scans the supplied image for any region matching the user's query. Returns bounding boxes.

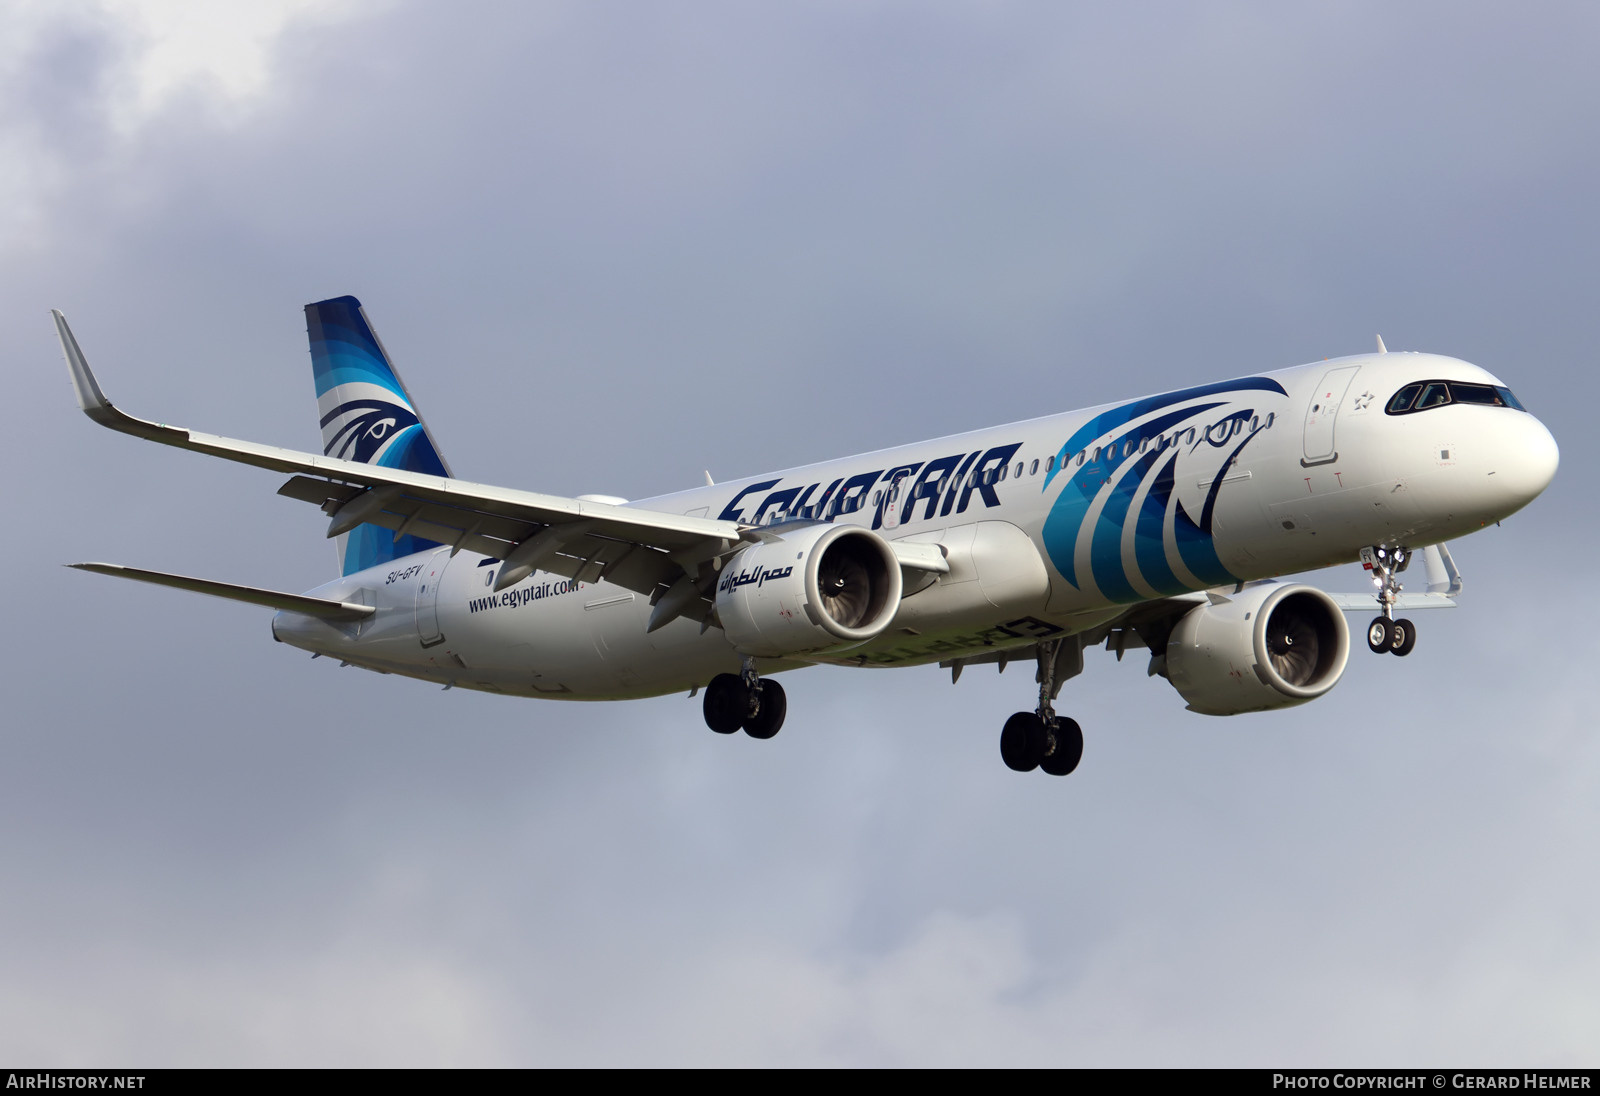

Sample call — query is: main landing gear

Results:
[999,639,1084,776]
[1362,545,1417,657]
[703,658,787,739]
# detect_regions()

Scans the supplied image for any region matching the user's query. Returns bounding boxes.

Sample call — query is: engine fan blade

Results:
[1266,615,1320,685]
[818,554,871,628]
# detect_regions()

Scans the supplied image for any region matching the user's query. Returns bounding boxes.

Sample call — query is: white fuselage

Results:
[271,351,1558,699]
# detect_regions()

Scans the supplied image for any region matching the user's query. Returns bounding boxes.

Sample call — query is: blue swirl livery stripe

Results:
[1042,376,1287,494]
[1133,453,1187,597]
[305,295,452,576]
[1040,377,1287,601]
[1089,446,1163,603]
[1043,402,1225,589]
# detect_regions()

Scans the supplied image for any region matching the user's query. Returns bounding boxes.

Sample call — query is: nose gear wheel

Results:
[1361,545,1421,657]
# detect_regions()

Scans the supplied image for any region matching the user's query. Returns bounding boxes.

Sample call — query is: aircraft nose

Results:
[1488,412,1559,516]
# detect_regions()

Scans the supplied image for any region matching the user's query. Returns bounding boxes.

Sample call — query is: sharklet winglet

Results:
[52,310,190,443]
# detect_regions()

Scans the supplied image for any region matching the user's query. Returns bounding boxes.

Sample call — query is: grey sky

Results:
[2,1,1596,1065]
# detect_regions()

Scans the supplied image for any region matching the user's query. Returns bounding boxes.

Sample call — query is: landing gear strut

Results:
[999,639,1084,776]
[703,658,788,739]
[1361,545,1417,657]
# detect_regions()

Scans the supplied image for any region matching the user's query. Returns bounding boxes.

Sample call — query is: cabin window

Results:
[1014,461,1024,479]
[1046,455,1056,473]
[873,490,882,506]
[1182,429,1195,446]
[1029,459,1039,475]
[1265,413,1275,429]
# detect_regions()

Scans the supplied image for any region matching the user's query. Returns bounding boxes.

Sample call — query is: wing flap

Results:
[276,478,685,598]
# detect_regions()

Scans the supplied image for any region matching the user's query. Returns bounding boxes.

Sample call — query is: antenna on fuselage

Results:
[1376,335,1388,354]
[704,470,716,486]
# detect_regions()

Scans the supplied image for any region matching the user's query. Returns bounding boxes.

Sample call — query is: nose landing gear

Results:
[998,639,1084,776]
[1362,545,1418,657]
[703,658,789,739]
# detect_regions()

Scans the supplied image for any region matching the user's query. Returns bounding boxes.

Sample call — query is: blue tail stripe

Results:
[375,425,449,478]
[307,296,408,399]
[305,295,451,576]
[315,357,408,400]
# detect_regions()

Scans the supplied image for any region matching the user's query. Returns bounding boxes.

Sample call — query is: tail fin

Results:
[306,296,453,575]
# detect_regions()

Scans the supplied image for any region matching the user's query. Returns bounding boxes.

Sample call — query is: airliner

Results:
[54,298,1558,776]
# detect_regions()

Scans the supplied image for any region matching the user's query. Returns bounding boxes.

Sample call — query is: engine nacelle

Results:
[716,524,902,657]
[1165,583,1350,715]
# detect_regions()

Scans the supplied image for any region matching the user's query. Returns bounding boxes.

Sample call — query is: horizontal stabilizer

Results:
[68,563,375,621]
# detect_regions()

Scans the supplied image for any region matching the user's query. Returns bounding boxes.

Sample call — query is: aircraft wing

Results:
[55,311,948,611]
[55,309,748,600]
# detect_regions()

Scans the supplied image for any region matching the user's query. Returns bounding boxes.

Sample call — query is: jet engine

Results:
[715,524,902,657]
[1165,583,1349,715]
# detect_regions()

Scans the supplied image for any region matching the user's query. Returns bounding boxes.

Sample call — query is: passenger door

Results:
[1302,365,1361,466]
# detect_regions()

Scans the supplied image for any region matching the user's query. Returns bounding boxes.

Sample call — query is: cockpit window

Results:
[1416,382,1451,410]
[1387,384,1422,413]
[1385,379,1528,415]
[1450,382,1506,406]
